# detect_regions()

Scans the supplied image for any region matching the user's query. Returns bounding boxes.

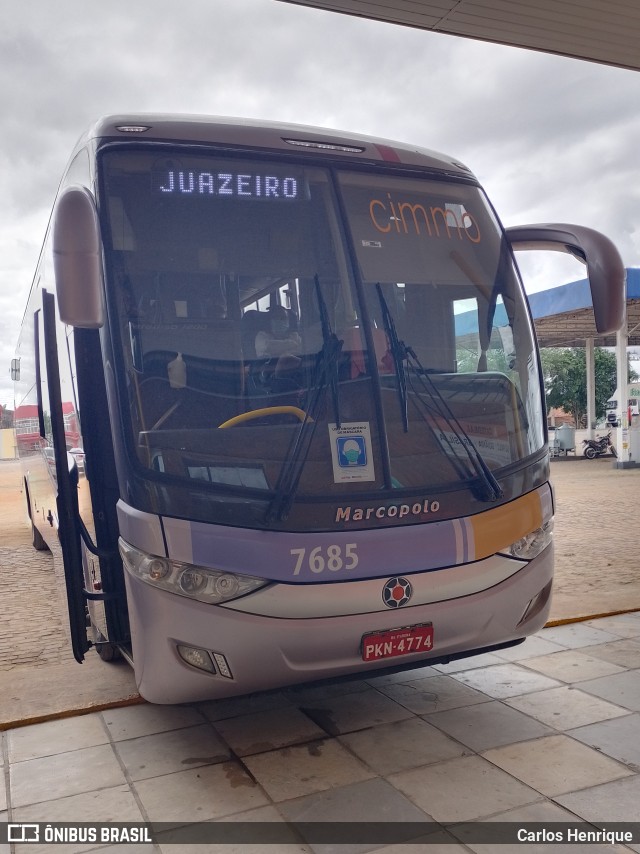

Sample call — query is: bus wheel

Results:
[95,633,122,662]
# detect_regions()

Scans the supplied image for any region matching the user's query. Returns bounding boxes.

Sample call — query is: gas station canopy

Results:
[530,268,640,348]
[278,0,640,72]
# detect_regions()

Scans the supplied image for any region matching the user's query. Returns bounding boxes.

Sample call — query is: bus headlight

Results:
[119,539,268,605]
[508,520,553,561]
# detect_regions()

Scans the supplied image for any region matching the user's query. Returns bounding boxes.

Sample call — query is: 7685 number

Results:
[290,544,359,575]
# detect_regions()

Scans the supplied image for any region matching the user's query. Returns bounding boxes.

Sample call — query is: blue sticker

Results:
[337,435,367,468]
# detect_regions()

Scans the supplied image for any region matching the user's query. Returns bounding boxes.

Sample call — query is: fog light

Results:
[177,644,216,673]
[517,581,552,627]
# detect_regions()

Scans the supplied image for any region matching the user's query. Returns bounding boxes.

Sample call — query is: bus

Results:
[13,115,625,704]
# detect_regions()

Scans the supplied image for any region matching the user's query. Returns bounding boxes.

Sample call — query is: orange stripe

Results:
[471,490,543,561]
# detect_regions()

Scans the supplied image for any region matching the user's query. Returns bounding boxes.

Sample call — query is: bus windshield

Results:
[101,148,544,528]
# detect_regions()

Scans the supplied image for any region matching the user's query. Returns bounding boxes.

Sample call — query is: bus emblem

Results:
[382,577,413,608]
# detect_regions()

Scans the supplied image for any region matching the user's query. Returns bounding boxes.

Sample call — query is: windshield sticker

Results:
[368,196,481,243]
[329,422,375,483]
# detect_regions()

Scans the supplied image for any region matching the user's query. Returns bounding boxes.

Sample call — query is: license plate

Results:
[361,623,434,662]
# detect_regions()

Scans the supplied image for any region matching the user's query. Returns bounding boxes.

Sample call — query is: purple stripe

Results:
[164,517,463,584]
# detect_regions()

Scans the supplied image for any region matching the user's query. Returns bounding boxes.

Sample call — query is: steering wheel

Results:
[218,406,310,428]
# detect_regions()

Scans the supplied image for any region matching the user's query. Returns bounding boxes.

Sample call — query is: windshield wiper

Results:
[265,276,343,523]
[376,287,504,503]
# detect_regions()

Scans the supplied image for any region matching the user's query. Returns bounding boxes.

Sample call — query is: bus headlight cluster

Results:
[508,520,553,561]
[118,539,268,605]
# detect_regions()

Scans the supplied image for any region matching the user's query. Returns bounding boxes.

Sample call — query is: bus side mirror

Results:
[53,186,105,328]
[505,223,625,336]
[11,358,20,381]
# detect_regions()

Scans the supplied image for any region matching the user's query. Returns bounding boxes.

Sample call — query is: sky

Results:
[1,0,639,410]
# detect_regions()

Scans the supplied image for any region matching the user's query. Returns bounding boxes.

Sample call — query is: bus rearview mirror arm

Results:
[506,223,626,336]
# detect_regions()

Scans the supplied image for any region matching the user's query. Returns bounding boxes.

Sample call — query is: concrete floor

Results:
[2,614,640,852]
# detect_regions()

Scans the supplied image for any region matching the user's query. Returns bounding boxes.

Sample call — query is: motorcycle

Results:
[582,431,617,459]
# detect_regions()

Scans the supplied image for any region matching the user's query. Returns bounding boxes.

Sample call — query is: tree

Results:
[540,347,636,426]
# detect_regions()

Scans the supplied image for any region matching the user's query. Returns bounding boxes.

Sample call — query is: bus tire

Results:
[94,630,122,662]
[95,641,122,662]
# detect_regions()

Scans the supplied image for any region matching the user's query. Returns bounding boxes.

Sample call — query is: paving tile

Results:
[11,785,144,854]
[298,687,413,735]
[103,702,205,741]
[520,649,626,682]
[278,778,433,854]
[430,652,504,673]
[576,669,640,711]
[10,744,126,807]
[504,685,629,730]
[114,723,230,781]
[424,699,554,752]
[482,734,632,796]
[364,664,440,685]
[368,836,467,854]
[7,713,108,763]
[86,848,155,854]
[338,716,469,775]
[198,689,294,722]
[243,738,374,801]
[376,674,491,714]
[540,623,621,648]
[449,663,561,699]
[211,805,313,854]
[568,712,640,767]
[133,760,268,823]
[388,755,539,822]
[286,678,372,700]
[451,799,631,854]
[0,779,5,811]
[156,805,312,853]
[570,638,640,669]
[491,635,565,661]
[555,773,640,824]
[583,612,640,639]
[159,842,310,854]
[212,707,325,756]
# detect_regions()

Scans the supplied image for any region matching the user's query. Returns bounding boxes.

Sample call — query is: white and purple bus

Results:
[13,115,625,703]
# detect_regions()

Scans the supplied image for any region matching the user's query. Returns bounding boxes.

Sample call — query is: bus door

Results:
[42,290,129,662]
[41,289,90,662]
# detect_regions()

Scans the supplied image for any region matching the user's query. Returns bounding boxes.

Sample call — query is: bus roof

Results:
[81,114,477,179]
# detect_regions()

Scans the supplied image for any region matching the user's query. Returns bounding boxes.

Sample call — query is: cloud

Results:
[1,0,639,407]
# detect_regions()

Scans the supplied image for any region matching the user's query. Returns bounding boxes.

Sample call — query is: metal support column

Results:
[585,337,595,438]
[615,318,630,467]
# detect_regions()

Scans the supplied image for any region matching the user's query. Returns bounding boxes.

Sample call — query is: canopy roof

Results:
[530,268,640,348]
[278,0,640,72]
